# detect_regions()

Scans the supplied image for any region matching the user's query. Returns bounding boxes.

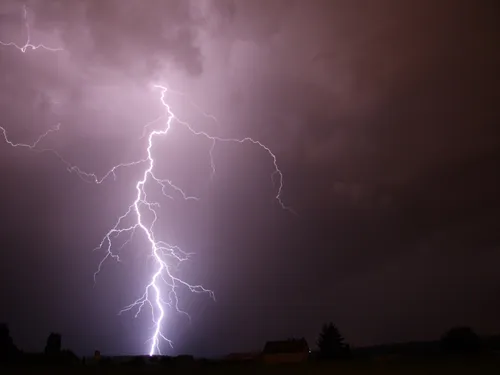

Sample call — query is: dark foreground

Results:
[2,358,500,375]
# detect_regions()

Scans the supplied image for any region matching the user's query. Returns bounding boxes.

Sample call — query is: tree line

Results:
[0,321,496,365]
[316,323,489,360]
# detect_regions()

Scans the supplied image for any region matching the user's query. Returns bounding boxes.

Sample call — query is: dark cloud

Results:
[0,0,499,357]
[29,0,204,76]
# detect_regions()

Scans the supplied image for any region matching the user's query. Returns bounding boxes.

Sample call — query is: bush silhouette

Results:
[0,323,20,362]
[440,326,481,355]
[44,332,62,356]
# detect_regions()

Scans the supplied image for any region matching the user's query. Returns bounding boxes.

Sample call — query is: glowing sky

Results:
[0,0,499,357]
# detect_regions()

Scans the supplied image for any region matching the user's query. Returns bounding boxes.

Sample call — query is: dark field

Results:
[3,359,500,375]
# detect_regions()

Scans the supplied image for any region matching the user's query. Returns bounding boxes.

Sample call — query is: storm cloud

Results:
[0,0,499,356]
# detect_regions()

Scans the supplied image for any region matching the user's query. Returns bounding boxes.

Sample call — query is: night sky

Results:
[0,0,499,358]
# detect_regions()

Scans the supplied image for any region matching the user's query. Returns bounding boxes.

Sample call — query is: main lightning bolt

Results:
[94,84,292,356]
[1,6,293,356]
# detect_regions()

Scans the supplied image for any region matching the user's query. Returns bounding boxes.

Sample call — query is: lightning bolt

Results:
[0,5,62,53]
[1,6,293,356]
[94,84,293,356]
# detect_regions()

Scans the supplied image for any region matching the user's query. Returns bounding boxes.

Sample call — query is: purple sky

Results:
[0,0,499,357]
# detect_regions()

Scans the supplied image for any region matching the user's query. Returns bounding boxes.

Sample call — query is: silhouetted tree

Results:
[44,332,62,356]
[440,326,481,355]
[0,323,20,362]
[317,322,350,360]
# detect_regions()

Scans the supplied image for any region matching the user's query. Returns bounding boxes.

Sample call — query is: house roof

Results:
[263,338,309,354]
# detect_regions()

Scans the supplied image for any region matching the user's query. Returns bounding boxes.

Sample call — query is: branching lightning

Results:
[0,5,62,53]
[1,5,293,356]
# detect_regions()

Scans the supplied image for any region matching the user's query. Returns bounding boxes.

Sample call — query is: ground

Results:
[2,358,500,374]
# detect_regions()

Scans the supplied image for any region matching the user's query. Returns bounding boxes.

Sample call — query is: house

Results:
[262,338,310,364]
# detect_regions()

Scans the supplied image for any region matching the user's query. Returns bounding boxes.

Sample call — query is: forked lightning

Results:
[0,5,291,355]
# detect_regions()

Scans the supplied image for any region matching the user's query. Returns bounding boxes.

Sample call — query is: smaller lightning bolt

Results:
[0,123,60,149]
[0,5,62,53]
[153,85,294,213]
[0,123,148,185]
